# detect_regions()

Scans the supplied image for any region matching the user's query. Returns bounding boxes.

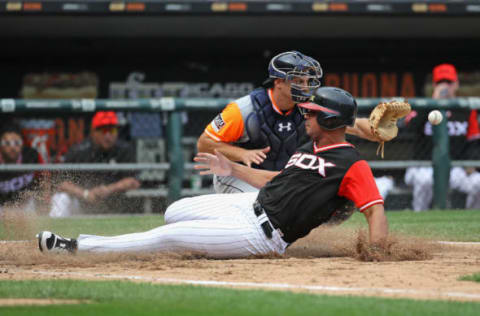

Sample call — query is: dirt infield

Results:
[1,227,479,303]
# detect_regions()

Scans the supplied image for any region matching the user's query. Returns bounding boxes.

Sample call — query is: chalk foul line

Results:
[33,270,480,300]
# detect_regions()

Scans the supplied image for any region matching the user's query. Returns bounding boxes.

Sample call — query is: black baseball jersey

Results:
[257,141,383,243]
[0,147,44,206]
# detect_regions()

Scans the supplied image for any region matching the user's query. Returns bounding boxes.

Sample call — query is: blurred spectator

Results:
[404,64,480,211]
[374,176,394,200]
[0,123,48,213]
[49,111,140,217]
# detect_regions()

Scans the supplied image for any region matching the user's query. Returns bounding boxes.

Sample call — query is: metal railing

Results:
[3,97,478,207]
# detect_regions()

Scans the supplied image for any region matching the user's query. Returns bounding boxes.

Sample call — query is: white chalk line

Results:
[32,270,480,300]
[437,241,480,246]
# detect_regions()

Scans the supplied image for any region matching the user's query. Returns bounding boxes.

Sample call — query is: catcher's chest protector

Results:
[240,88,307,171]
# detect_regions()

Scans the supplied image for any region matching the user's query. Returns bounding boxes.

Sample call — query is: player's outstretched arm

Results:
[197,132,270,167]
[197,132,242,161]
[346,118,381,142]
[362,203,389,245]
[194,150,279,188]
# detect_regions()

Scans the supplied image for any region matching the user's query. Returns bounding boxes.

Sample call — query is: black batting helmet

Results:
[297,87,357,130]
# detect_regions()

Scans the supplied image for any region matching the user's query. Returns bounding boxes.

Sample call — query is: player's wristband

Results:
[83,189,90,200]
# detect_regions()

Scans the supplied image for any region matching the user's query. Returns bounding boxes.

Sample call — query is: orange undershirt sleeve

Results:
[204,102,245,143]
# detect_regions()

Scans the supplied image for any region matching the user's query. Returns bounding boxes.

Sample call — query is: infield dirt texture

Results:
[1,224,479,303]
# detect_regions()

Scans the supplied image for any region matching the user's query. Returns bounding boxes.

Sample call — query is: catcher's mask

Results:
[264,51,323,103]
[297,87,357,130]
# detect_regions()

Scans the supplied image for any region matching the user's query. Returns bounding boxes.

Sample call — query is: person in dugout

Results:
[0,123,48,214]
[49,111,140,217]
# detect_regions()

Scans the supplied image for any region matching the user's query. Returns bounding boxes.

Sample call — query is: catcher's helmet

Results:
[297,87,357,130]
[266,51,323,103]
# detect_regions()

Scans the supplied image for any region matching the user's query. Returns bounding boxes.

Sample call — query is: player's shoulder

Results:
[297,140,314,153]
[314,142,362,163]
[333,144,362,162]
[63,139,93,162]
[218,94,254,124]
[233,94,255,118]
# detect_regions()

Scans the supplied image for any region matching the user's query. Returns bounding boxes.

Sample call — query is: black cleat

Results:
[37,231,77,253]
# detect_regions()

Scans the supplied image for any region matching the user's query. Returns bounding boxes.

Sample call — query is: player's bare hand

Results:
[121,178,140,191]
[242,146,270,167]
[194,150,232,176]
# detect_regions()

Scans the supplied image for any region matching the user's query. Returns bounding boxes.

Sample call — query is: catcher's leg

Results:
[164,192,258,224]
[213,175,259,194]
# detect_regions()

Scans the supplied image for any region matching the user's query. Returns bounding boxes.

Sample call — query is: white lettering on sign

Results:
[424,121,468,136]
[285,153,335,177]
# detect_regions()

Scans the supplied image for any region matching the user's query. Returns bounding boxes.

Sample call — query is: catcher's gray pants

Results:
[77,192,288,258]
[213,175,259,194]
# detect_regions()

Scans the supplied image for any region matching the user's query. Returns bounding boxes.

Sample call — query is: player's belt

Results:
[253,200,284,240]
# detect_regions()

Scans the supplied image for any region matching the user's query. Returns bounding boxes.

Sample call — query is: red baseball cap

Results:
[91,111,118,128]
[433,64,458,83]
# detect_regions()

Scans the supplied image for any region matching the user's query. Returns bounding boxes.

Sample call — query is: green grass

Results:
[33,215,165,237]
[0,215,164,240]
[459,273,480,283]
[1,209,479,241]
[344,210,480,241]
[0,280,479,316]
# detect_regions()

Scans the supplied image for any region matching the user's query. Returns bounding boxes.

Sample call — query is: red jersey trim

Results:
[314,142,354,153]
[268,89,293,116]
[359,199,384,212]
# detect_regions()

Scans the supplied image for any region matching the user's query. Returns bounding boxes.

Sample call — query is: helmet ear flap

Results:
[316,115,344,130]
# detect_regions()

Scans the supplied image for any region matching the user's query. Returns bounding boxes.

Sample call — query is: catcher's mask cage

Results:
[297,87,358,130]
[267,51,323,103]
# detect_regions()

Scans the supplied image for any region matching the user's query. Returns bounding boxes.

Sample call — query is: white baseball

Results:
[428,110,443,125]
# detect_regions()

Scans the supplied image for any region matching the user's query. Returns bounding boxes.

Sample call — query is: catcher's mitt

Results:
[369,100,411,158]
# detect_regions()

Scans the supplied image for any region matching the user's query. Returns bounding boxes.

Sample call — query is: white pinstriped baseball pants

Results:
[77,192,288,259]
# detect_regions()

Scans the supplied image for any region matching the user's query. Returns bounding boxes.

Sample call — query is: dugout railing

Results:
[2,97,480,210]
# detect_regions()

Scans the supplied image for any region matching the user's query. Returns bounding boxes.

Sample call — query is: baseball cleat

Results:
[37,231,77,253]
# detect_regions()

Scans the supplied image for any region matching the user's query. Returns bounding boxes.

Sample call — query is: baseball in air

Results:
[428,110,443,125]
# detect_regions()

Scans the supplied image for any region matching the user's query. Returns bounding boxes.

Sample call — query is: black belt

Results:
[253,200,275,239]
